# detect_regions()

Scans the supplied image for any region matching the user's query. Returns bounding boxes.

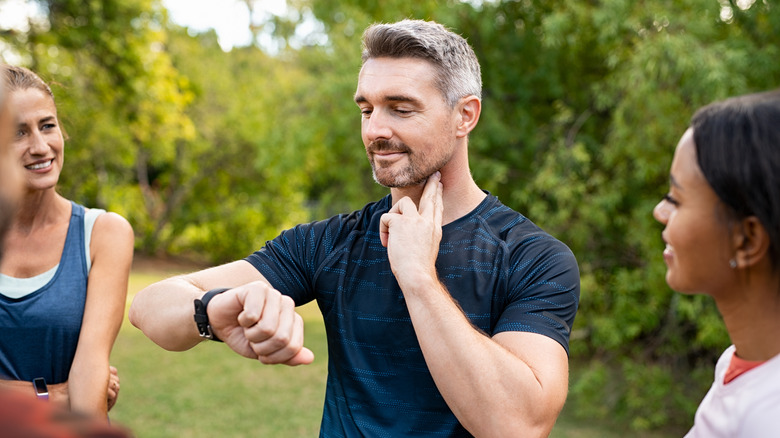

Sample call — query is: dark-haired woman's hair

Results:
[691,89,780,270]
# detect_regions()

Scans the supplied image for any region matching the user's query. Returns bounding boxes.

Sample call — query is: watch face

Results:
[33,377,48,395]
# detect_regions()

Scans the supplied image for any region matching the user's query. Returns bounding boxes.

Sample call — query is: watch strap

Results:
[194,288,230,342]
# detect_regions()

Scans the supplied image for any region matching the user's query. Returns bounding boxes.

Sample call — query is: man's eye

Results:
[663,194,678,206]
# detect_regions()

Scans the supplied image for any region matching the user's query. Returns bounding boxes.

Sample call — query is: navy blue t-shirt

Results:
[245,194,580,437]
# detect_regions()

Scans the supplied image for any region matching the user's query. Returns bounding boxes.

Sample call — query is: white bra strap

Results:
[84,208,106,273]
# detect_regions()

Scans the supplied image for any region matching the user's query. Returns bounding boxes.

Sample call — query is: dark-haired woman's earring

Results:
[729,259,737,269]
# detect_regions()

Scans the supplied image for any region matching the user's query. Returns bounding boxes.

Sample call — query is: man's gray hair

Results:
[361,19,482,107]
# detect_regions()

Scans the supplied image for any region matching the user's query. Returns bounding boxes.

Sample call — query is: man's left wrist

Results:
[194,288,230,342]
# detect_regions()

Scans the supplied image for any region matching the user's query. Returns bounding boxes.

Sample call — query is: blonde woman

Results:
[0,65,132,419]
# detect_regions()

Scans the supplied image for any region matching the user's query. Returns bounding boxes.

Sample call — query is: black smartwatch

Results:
[194,288,230,342]
[33,377,49,401]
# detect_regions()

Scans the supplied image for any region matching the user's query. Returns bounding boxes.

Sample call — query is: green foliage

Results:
[5,0,200,254]
[517,0,779,429]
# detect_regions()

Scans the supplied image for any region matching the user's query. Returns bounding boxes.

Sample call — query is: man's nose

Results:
[363,109,392,142]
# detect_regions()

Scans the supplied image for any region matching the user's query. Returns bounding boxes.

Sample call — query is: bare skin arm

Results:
[68,212,133,418]
[129,260,313,365]
[0,366,120,411]
[380,174,569,437]
[0,379,69,408]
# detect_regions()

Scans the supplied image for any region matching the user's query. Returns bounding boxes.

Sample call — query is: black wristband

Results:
[194,288,230,342]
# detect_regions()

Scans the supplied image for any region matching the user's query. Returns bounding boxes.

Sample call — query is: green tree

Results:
[0,0,315,261]
[525,0,780,429]
[1,0,198,254]
[159,27,313,260]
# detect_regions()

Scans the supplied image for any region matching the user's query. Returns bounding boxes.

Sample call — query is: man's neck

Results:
[390,173,485,225]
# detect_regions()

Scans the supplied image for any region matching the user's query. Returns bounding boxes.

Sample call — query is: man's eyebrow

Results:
[384,95,418,104]
[353,94,420,105]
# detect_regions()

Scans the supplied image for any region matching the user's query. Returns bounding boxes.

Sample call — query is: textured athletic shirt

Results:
[245,194,580,437]
[0,202,91,383]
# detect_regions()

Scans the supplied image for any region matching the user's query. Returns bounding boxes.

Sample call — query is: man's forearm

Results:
[129,277,205,351]
[402,279,566,438]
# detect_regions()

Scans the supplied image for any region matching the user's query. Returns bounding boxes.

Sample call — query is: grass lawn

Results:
[110,259,671,437]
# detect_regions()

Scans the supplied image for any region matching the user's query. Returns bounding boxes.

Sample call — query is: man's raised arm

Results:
[128,260,313,365]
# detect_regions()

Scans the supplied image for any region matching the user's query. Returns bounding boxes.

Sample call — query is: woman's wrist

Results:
[47,381,69,408]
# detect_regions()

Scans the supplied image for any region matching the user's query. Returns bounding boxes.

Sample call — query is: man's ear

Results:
[455,96,481,139]
[733,216,771,268]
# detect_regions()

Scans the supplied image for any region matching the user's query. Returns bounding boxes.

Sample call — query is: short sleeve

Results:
[494,235,580,354]
[245,221,326,305]
[244,212,358,305]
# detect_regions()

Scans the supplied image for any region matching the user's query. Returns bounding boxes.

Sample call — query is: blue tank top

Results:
[0,202,89,384]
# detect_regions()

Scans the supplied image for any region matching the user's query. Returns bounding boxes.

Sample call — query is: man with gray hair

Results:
[131,19,580,437]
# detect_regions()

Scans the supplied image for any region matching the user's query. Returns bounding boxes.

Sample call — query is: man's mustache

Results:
[367,139,410,154]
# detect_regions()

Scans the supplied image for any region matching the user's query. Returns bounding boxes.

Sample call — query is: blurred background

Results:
[2,0,779,435]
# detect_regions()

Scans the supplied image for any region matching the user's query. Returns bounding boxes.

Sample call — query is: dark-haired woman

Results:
[654,89,780,437]
[0,65,133,420]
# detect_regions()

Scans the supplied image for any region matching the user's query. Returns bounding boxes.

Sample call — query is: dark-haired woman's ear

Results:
[732,216,771,269]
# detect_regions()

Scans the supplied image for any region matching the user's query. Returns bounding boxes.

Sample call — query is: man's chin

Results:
[373,174,428,189]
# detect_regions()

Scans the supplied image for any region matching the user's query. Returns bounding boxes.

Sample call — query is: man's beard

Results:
[367,139,448,188]
[0,194,14,262]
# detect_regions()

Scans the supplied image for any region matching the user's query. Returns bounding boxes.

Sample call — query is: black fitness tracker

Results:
[33,377,49,401]
[194,288,230,342]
